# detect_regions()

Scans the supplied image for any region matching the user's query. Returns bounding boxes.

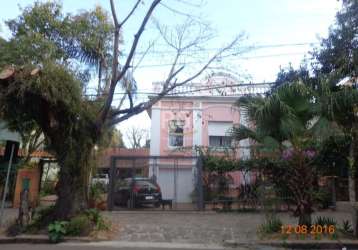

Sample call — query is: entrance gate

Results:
[107,156,204,211]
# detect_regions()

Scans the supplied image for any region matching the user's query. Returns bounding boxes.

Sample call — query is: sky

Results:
[0,0,341,147]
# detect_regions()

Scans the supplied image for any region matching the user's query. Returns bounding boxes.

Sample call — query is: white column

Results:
[150,108,161,178]
[239,107,250,160]
[192,102,202,147]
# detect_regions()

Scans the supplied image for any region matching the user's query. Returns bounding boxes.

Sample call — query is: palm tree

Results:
[232,82,334,226]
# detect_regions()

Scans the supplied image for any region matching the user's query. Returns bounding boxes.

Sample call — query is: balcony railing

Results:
[152,81,272,96]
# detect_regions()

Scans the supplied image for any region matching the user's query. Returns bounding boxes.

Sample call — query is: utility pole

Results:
[0,143,15,226]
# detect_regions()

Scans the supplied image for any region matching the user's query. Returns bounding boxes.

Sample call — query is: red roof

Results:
[98,147,149,168]
[0,147,148,164]
[0,148,54,159]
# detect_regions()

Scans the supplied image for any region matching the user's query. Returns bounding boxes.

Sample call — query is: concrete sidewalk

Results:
[0,208,355,249]
[0,208,17,229]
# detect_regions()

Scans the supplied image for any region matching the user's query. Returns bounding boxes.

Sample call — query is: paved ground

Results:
[0,208,17,229]
[102,210,352,244]
[0,208,354,249]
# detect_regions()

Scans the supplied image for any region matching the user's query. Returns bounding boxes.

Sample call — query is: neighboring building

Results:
[97,147,149,178]
[148,73,271,202]
[0,121,21,146]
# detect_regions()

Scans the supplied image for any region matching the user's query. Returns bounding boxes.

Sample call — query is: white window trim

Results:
[168,120,185,148]
[208,135,234,151]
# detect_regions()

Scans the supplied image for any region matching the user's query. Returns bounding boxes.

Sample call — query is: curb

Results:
[0,235,93,244]
[2,236,358,249]
[102,210,217,215]
[63,240,226,249]
[258,240,358,249]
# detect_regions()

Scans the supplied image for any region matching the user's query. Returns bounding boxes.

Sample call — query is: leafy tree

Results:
[272,62,317,92]
[0,1,240,219]
[315,82,358,203]
[312,0,358,83]
[109,128,125,148]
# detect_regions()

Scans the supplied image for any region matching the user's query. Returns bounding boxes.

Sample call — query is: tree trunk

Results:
[297,202,312,226]
[349,133,356,203]
[53,142,94,220]
[298,213,312,227]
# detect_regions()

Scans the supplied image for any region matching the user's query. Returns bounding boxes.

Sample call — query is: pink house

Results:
[147,73,268,203]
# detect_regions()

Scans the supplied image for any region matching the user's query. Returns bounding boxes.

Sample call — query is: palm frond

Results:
[231,124,261,142]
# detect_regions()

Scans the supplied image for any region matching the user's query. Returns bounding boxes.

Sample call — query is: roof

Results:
[0,148,54,159]
[97,147,149,168]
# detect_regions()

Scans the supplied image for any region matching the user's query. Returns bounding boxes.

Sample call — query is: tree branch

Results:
[118,0,141,31]
[99,0,161,125]
[177,36,241,86]
[108,36,241,126]
[109,0,119,26]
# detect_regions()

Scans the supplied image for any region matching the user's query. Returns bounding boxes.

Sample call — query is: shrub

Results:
[259,215,283,234]
[85,208,100,224]
[41,181,56,196]
[84,208,109,231]
[340,220,353,235]
[313,189,332,209]
[48,221,68,243]
[66,215,91,236]
[89,183,106,202]
[6,222,24,237]
[27,205,55,232]
[314,216,337,227]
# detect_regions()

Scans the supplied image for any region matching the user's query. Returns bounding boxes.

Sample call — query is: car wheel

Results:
[154,202,160,208]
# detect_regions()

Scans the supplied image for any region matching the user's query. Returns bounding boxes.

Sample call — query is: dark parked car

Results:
[114,177,162,208]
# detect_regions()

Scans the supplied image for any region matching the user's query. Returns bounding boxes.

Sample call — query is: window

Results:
[209,136,232,147]
[168,120,184,147]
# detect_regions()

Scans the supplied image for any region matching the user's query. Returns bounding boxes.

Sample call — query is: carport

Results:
[107,155,204,211]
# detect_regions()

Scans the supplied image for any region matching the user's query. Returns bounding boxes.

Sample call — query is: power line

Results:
[129,42,318,56]
[133,52,308,68]
[83,81,273,98]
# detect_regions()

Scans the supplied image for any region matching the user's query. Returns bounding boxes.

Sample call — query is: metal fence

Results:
[105,155,344,212]
[107,156,204,211]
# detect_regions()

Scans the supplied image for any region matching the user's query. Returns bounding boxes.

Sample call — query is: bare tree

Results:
[0,0,245,219]
[125,126,148,148]
[99,0,244,127]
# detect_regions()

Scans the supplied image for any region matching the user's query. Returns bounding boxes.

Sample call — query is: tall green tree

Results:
[313,0,358,83]
[0,1,240,219]
[312,0,358,203]
[315,83,358,203]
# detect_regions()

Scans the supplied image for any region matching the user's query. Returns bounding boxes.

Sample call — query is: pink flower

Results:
[282,149,294,160]
[304,150,316,159]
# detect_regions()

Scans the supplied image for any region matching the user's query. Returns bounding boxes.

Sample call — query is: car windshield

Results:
[134,180,157,189]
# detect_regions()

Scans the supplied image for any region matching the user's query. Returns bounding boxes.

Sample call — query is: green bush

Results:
[48,221,68,243]
[85,209,100,223]
[84,208,109,231]
[313,189,332,209]
[340,220,353,235]
[89,182,106,202]
[27,205,55,232]
[314,216,337,227]
[66,215,91,236]
[259,215,283,234]
[41,181,56,196]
